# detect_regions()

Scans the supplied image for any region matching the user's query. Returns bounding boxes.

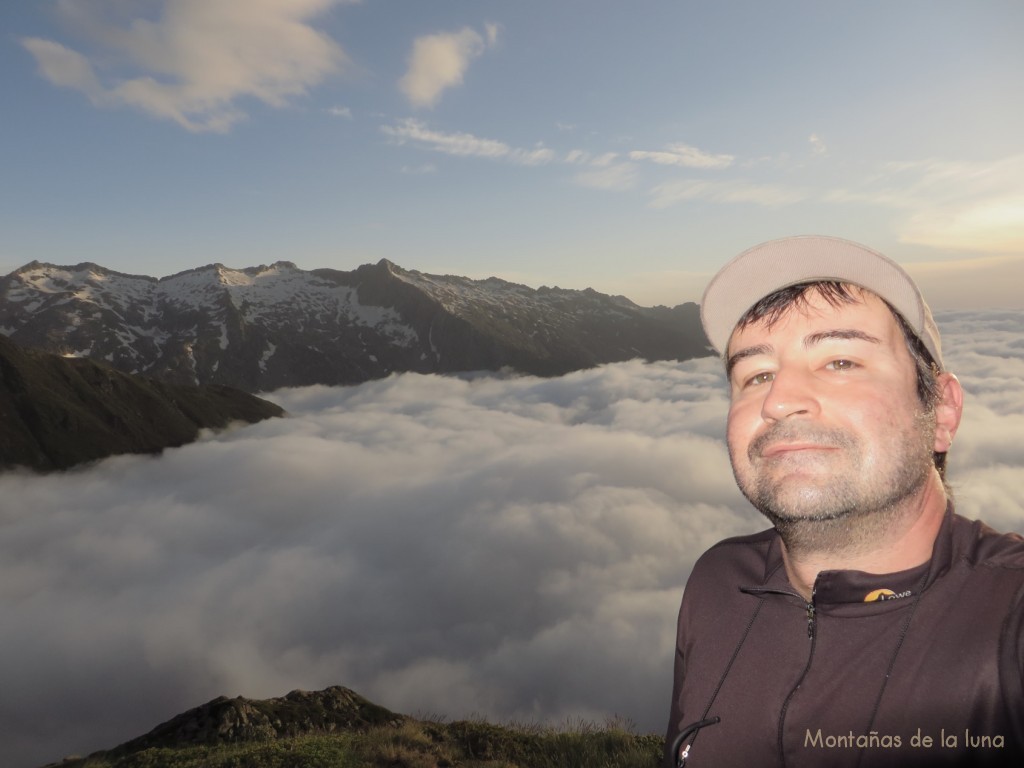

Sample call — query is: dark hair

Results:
[734,281,947,478]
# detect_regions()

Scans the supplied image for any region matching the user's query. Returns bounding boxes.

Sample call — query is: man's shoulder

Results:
[700,527,777,557]
[687,527,778,585]
[951,513,1024,570]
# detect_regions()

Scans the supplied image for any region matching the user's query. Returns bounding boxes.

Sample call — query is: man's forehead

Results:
[727,284,894,352]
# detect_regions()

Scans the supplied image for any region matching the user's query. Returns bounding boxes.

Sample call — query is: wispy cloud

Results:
[563,149,620,166]
[573,162,639,191]
[629,143,734,170]
[381,118,555,165]
[382,118,508,158]
[22,0,350,133]
[377,114,1020,264]
[648,179,806,208]
[327,105,353,119]
[399,24,498,109]
[21,38,104,97]
[378,119,767,201]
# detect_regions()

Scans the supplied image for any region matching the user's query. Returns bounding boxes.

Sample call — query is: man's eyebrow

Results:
[726,343,773,379]
[803,329,882,347]
[726,330,881,379]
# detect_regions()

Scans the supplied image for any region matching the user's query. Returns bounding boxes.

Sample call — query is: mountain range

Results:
[0,259,710,393]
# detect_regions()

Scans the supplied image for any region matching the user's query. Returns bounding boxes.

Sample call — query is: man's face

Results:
[725,287,936,527]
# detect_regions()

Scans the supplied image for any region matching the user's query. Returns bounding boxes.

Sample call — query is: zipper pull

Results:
[806,589,817,639]
[679,741,692,765]
[671,716,721,767]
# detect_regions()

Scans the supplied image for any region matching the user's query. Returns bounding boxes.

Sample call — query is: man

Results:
[664,236,1024,767]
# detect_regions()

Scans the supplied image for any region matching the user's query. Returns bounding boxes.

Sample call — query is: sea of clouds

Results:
[2,310,1022,767]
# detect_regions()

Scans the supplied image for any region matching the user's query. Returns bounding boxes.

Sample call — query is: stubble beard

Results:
[731,409,937,558]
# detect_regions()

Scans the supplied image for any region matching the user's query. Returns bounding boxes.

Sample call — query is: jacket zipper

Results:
[779,587,816,766]
[806,593,816,638]
[742,585,817,766]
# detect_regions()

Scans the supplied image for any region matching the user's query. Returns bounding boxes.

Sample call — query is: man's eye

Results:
[826,359,856,371]
[746,371,775,387]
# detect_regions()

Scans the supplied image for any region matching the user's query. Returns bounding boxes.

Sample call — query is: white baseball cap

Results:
[700,235,942,366]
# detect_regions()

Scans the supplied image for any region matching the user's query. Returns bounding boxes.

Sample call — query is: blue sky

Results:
[2,0,1022,307]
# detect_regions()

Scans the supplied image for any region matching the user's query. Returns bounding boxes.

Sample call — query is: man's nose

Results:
[760,368,820,422]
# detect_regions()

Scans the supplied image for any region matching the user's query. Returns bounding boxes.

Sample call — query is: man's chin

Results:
[744,484,854,525]
[759,504,856,530]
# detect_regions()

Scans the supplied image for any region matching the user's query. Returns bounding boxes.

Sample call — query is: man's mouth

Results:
[759,442,837,459]
[747,424,853,463]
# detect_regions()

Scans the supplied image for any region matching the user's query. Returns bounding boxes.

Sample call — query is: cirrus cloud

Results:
[573,162,639,191]
[629,143,734,170]
[648,178,807,208]
[381,118,556,165]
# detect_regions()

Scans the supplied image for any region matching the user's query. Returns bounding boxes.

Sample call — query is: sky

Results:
[1,308,1023,768]
[1,1,1023,308]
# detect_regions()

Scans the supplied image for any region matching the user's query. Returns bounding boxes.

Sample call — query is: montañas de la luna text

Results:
[804,728,1005,750]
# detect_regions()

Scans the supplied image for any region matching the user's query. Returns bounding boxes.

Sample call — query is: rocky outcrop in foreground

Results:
[115,686,404,750]
[44,685,663,768]
[0,334,283,472]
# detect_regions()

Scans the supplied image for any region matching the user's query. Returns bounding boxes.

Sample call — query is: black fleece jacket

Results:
[664,505,1024,767]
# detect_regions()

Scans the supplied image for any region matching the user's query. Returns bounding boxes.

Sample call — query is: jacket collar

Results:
[758,502,957,609]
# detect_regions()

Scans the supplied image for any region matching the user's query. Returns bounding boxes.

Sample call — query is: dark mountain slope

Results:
[0,334,283,472]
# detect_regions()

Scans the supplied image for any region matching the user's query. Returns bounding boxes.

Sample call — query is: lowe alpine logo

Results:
[863,588,912,602]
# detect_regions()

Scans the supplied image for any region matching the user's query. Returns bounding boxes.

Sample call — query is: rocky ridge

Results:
[0,259,710,392]
[116,686,403,751]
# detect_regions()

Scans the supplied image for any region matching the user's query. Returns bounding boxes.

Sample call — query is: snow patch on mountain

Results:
[260,342,277,373]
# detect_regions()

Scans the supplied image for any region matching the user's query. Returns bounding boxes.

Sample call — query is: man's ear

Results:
[933,372,963,453]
